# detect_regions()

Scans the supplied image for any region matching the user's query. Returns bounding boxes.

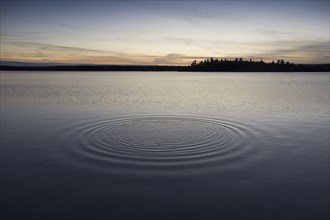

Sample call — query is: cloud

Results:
[253,29,298,36]
[1,40,161,64]
[270,40,329,55]
[1,40,136,63]
[153,53,215,65]
[57,22,115,35]
[5,41,103,53]
[153,53,185,64]
[247,40,330,63]
[0,33,47,41]
[58,23,86,30]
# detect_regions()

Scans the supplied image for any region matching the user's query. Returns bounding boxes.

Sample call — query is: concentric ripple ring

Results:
[56,115,267,174]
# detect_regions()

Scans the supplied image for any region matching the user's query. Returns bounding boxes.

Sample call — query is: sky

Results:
[0,0,329,65]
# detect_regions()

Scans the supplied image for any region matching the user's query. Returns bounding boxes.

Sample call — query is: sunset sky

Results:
[1,0,329,65]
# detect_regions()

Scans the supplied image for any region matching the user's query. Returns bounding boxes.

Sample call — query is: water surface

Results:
[1,71,329,219]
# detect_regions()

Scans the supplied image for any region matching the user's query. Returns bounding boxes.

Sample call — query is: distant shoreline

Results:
[1,64,329,72]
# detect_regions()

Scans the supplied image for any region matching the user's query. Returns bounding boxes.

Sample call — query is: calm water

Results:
[1,71,329,220]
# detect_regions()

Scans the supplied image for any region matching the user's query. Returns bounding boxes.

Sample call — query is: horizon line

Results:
[1,59,330,66]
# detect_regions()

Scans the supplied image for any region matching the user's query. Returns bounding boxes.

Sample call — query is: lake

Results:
[1,71,329,220]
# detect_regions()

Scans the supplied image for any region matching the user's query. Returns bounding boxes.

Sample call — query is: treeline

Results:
[189,58,329,72]
[1,58,329,72]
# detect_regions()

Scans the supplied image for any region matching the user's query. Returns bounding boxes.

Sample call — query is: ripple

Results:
[55,115,268,175]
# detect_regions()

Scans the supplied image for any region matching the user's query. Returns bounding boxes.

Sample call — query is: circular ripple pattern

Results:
[58,115,265,173]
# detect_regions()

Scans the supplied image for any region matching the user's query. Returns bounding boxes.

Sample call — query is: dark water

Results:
[1,72,329,220]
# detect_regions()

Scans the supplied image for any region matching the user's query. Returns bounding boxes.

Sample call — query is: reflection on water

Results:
[1,72,329,220]
[1,71,329,114]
